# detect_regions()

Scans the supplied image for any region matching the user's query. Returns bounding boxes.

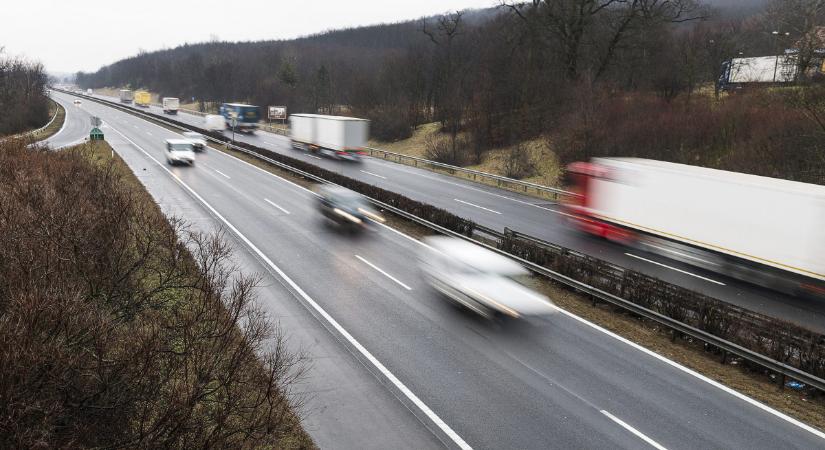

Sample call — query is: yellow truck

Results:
[134,91,151,107]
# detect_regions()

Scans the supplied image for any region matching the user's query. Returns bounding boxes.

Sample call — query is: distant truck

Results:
[134,91,151,107]
[565,158,825,297]
[717,55,798,91]
[289,114,369,161]
[219,103,260,132]
[162,97,179,114]
[119,89,133,104]
[86,88,93,95]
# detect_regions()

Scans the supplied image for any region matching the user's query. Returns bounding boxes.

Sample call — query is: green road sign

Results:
[90,127,104,141]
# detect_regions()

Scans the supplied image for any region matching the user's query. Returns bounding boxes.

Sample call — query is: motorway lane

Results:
[63,93,444,450]
[89,93,825,334]
[42,94,96,148]
[60,91,825,448]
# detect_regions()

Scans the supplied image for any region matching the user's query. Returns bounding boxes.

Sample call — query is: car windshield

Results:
[170,143,192,152]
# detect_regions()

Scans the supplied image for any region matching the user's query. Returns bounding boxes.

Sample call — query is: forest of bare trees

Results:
[76,0,825,184]
[0,49,49,136]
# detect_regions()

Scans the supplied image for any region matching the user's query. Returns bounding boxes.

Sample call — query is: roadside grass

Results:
[0,138,314,448]
[31,97,65,141]
[86,140,316,448]
[370,123,564,200]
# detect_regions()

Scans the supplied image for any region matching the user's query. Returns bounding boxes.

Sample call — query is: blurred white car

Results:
[420,236,554,319]
[73,99,81,105]
[165,139,195,166]
[182,131,207,151]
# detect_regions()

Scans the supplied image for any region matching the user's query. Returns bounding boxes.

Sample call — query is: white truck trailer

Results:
[119,89,133,104]
[565,158,825,297]
[718,55,798,91]
[162,97,179,114]
[289,114,369,161]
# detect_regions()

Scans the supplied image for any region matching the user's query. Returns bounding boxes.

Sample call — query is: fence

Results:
[366,147,571,201]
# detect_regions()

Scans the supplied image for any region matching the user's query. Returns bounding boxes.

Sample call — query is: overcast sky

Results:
[1,0,495,74]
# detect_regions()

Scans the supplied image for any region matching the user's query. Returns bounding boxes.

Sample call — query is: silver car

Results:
[420,236,554,319]
[182,131,207,151]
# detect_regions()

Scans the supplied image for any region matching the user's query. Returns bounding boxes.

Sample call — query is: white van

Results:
[165,139,195,166]
[204,114,226,132]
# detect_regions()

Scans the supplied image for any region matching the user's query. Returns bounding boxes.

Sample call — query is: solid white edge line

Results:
[44,94,70,143]
[557,306,825,440]
[93,95,825,441]
[624,253,725,286]
[600,410,668,450]
[355,255,412,291]
[106,124,471,450]
[360,169,387,180]
[454,198,502,215]
[264,198,290,214]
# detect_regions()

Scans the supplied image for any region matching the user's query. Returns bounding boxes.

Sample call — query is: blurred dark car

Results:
[317,185,384,230]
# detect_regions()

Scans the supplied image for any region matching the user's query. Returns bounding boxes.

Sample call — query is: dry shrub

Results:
[555,87,825,185]
[0,141,312,449]
[423,132,472,166]
[501,141,536,179]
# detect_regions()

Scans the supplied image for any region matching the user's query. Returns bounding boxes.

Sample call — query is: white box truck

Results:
[565,158,825,297]
[119,89,133,104]
[289,114,369,161]
[162,97,179,114]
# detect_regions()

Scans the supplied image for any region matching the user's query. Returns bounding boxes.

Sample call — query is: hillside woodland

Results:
[77,0,825,184]
[0,52,49,136]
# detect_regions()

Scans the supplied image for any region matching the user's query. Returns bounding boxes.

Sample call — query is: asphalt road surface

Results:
[48,91,825,449]
[83,92,825,334]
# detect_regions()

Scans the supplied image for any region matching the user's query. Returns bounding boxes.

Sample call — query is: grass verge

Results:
[0,138,314,448]
[31,97,65,141]
[370,124,563,201]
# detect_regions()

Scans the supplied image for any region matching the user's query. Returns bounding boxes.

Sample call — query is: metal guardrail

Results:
[366,147,572,201]
[60,88,825,394]
[114,98,571,202]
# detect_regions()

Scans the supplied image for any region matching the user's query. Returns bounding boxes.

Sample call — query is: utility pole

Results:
[772,30,791,83]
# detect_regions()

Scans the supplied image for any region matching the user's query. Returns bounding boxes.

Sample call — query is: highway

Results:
[89,92,825,334]
[49,90,825,449]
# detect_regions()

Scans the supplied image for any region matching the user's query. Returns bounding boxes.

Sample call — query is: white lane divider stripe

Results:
[305,154,322,160]
[213,168,231,179]
[624,253,725,286]
[601,410,667,450]
[106,125,470,450]
[360,170,387,180]
[454,198,501,215]
[202,162,232,179]
[355,255,412,291]
[264,198,290,214]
